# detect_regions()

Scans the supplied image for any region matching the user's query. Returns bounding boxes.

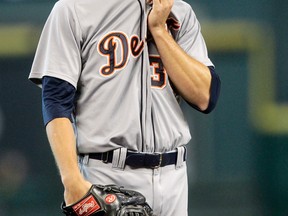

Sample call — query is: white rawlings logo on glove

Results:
[72,195,100,216]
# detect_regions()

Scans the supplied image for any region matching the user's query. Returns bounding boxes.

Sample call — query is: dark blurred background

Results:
[0,0,288,215]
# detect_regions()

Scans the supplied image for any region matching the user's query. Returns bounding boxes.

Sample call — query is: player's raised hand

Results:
[148,0,174,34]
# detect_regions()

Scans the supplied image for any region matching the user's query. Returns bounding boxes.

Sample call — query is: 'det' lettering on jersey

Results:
[98,31,145,77]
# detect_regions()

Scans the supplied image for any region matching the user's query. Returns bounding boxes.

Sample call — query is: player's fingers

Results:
[148,0,173,31]
[157,0,174,13]
[151,0,160,8]
[159,0,174,8]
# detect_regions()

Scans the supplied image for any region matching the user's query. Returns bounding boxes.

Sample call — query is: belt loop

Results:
[112,149,120,168]
[118,148,127,169]
[112,148,127,170]
[83,154,89,165]
[176,146,185,169]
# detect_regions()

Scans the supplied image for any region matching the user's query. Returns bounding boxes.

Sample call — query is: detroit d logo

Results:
[97,31,144,76]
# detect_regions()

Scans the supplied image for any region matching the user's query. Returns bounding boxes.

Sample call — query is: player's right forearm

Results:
[46,118,82,186]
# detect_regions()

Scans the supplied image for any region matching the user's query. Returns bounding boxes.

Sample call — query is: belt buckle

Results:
[151,153,163,169]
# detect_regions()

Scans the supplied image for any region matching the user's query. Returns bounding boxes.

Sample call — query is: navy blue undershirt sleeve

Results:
[187,66,221,114]
[42,76,76,126]
[203,66,221,113]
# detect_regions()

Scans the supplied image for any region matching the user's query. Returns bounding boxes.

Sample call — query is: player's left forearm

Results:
[150,28,212,111]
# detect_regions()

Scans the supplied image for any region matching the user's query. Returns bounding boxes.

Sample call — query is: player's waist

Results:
[79,147,187,169]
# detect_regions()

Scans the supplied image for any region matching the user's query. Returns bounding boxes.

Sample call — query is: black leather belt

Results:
[81,149,186,169]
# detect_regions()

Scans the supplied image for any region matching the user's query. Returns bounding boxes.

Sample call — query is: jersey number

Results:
[150,55,167,89]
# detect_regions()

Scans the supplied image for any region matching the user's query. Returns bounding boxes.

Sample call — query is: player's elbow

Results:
[185,92,210,113]
[187,67,221,114]
[197,95,210,112]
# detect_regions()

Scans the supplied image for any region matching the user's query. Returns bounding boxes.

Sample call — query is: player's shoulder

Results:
[49,0,87,18]
[53,0,80,11]
[172,0,197,19]
[173,0,193,9]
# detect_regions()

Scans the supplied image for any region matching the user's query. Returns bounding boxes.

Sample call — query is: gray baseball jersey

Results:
[29,0,213,154]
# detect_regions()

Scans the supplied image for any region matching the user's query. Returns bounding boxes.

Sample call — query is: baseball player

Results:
[29,0,220,215]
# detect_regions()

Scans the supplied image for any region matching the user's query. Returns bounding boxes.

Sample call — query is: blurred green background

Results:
[0,0,288,215]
